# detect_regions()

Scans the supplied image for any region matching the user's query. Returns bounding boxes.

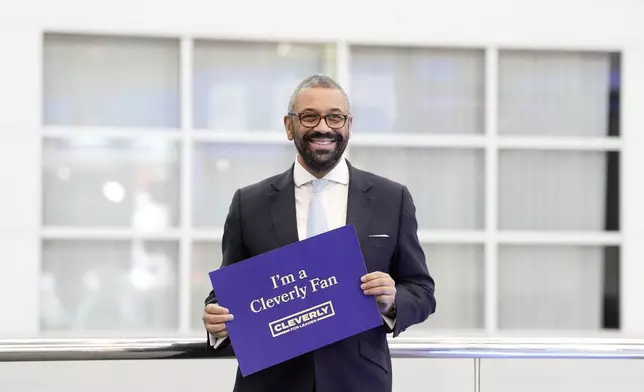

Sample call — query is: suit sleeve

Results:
[205,188,248,349]
[390,185,436,337]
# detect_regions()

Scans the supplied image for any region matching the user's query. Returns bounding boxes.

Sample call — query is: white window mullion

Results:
[336,40,351,162]
[190,131,623,151]
[497,231,621,246]
[620,45,644,334]
[40,126,182,139]
[0,26,41,336]
[41,227,182,240]
[349,133,486,149]
[191,131,286,144]
[178,36,194,335]
[186,228,620,246]
[484,46,499,334]
[498,136,622,151]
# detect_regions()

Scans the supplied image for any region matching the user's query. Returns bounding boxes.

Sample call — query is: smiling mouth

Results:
[309,139,336,146]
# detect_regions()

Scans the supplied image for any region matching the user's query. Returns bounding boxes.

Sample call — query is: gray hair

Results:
[287,74,350,113]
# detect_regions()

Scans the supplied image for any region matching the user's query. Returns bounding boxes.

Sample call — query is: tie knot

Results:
[311,179,329,193]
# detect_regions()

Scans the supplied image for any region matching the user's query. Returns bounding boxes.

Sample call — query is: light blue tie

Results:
[307,179,329,238]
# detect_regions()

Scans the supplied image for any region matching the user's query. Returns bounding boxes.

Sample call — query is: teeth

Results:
[312,139,333,145]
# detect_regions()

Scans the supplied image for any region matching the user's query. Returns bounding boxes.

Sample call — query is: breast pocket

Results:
[367,235,393,247]
[362,236,395,273]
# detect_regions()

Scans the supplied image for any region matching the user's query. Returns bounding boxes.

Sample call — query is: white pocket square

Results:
[368,234,389,238]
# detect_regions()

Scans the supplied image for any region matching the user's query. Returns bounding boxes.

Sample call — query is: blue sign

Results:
[209,224,384,376]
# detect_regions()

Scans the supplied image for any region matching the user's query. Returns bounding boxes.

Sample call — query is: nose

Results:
[314,117,333,132]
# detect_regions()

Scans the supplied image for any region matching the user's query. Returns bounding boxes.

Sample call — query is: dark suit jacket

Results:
[206,160,436,392]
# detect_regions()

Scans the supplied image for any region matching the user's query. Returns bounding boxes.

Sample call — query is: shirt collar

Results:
[293,156,349,187]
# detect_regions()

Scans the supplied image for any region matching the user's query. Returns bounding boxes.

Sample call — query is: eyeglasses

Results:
[288,112,350,129]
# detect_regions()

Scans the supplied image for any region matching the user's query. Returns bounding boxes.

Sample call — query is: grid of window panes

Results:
[40,32,621,336]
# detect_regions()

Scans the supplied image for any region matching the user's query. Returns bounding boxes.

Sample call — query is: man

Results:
[203,74,436,392]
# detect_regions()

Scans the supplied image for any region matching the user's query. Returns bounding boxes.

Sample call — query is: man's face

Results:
[284,87,351,173]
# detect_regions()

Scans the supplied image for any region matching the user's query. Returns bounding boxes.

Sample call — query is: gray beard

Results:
[295,139,347,173]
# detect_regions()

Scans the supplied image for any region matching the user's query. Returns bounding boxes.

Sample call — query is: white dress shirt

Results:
[211,158,394,347]
[293,156,350,240]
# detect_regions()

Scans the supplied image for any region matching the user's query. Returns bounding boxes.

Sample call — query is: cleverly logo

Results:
[268,301,335,337]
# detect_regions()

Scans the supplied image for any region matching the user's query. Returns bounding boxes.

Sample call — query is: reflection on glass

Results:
[40,240,179,334]
[193,40,335,131]
[192,142,294,227]
[191,241,221,331]
[42,138,180,227]
[416,245,484,330]
[498,246,617,330]
[499,150,615,231]
[350,147,485,230]
[498,50,617,137]
[349,46,484,134]
[43,34,180,128]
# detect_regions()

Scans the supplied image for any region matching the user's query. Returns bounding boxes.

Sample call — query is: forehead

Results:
[293,87,348,112]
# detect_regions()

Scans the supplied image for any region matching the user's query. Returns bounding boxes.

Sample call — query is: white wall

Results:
[1,358,644,392]
[10,0,644,45]
[2,0,644,336]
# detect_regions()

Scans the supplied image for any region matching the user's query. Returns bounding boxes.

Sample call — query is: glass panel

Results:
[415,245,484,331]
[349,46,484,134]
[349,147,485,230]
[40,240,179,334]
[499,150,618,231]
[191,241,221,331]
[43,34,180,128]
[193,40,336,131]
[498,246,619,330]
[498,50,618,137]
[42,138,180,228]
[193,142,295,227]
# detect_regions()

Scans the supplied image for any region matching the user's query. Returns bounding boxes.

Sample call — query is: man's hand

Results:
[203,304,234,339]
[361,271,396,314]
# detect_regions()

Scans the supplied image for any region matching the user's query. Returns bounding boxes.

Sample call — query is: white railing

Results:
[2,337,644,392]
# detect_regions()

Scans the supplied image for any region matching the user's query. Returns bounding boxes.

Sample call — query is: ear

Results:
[346,116,353,131]
[284,115,294,141]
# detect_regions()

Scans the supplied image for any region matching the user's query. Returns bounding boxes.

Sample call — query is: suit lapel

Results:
[268,161,375,248]
[346,162,375,248]
[269,165,300,247]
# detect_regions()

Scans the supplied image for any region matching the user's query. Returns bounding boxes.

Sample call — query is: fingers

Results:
[363,285,396,296]
[203,311,234,325]
[206,321,229,338]
[214,330,229,339]
[360,272,396,305]
[203,304,234,336]
[204,304,234,321]
[361,277,394,291]
[361,272,395,298]
[205,303,230,315]
[205,322,229,337]
[206,321,227,332]
[361,271,389,282]
[205,321,228,336]
[203,317,231,336]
